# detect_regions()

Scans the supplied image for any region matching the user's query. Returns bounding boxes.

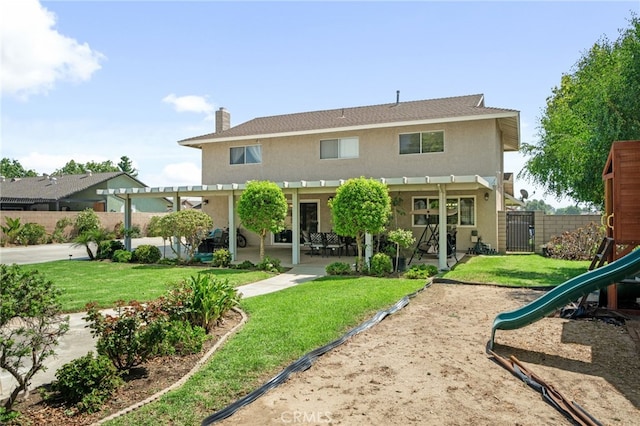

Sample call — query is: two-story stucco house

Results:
[170,93,520,268]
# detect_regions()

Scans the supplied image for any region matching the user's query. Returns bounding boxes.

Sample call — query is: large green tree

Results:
[237,180,288,261]
[329,177,391,272]
[521,14,640,207]
[0,158,37,178]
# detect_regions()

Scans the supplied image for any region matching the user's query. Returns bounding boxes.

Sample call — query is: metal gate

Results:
[506,211,535,252]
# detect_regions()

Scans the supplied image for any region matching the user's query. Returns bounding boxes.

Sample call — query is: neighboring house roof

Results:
[179,93,519,150]
[1,172,133,204]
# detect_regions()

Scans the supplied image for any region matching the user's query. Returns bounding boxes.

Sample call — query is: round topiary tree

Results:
[237,180,288,261]
[329,177,391,272]
[158,209,213,261]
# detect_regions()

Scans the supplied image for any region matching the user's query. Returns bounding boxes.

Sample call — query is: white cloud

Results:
[162,94,215,119]
[19,152,111,174]
[1,0,104,100]
[141,162,201,188]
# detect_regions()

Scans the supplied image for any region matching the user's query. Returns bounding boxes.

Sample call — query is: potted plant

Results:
[387,228,416,272]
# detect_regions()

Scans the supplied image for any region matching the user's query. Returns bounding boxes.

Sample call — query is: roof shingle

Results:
[179,94,518,144]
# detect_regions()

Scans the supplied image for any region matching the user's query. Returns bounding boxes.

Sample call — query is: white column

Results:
[173,192,181,259]
[291,190,300,265]
[365,232,373,268]
[438,184,448,270]
[228,193,236,261]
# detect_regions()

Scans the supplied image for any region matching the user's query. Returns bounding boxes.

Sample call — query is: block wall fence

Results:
[0,211,167,239]
[497,212,602,253]
[2,210,602,254]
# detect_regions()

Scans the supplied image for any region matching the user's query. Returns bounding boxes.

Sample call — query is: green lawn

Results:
[441,254,591,287]
[21,261,273,312]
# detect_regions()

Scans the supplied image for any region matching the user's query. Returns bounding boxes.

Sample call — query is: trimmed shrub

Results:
[326,262,352,275]
[132,244,162,264]
[97,240,126,260]
[212,249,231,267]
[234,260,255,270]
[403,264,438,279]
[257,256,281,272]
[369,253,393,277]
[51,352,123,413]
[112,249,132,263]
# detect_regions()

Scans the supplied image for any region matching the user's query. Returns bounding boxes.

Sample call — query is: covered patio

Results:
[99,174,490,271]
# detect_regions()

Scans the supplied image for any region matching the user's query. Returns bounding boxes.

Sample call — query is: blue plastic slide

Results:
[489,249,640,350]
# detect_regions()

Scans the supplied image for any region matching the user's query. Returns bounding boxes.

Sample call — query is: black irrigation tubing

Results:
[201,281,432,426]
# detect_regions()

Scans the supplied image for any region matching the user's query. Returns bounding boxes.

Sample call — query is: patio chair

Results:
[324,232,343,256]
[308,232,324,256]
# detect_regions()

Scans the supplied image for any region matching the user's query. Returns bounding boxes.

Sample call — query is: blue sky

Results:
[2,1,638,207]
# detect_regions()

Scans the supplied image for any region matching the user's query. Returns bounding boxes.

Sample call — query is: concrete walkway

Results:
[0,265,326,401]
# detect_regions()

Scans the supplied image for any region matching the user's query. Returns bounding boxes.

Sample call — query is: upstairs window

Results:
[230,145,262,165]
[399,131,444,154]
[320,137,359,159]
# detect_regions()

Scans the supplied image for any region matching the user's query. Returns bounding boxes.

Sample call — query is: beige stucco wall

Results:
[201,119,503,185]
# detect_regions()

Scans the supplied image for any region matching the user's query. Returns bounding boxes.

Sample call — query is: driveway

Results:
[0,237,170,265]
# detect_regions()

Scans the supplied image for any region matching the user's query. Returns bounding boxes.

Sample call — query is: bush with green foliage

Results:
[212,248,231,267]
[73,227,114,260]
[51,352,123,413]
[403,264,438,279]
[74,208,101,236]
[163,275,240,333]
[50,217,73,243]
[326,261,353,275]
[114,222,142,239]
[0,265,69,411]
[369,252,393,277]
[132,244,162,264]
[1,217,22,245]
[152,320,207,357]
[234,260,255,270]
[145,215,163,237]
[112,249,132,263]
[16,222,47,245]
[84,300,166,371]
[157,210,213,261]
[256,256,281,272]
[97,240,126,260]
[543,222,605,260]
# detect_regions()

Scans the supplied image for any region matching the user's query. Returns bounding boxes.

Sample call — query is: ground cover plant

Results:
[20,261,272,312]
[441,253,591,287]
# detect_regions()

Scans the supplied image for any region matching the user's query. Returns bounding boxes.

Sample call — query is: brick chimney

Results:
[215,107,230,133]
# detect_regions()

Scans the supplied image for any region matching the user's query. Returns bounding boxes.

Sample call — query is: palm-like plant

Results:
[73,228,114,260]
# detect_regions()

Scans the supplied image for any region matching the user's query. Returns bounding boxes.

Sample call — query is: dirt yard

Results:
[219,283,640,426]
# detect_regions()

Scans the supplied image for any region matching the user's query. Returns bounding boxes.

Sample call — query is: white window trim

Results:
[399,130,445,155]
[320,137,359,159]
[411,195,476,227]
[230,144,262,165]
